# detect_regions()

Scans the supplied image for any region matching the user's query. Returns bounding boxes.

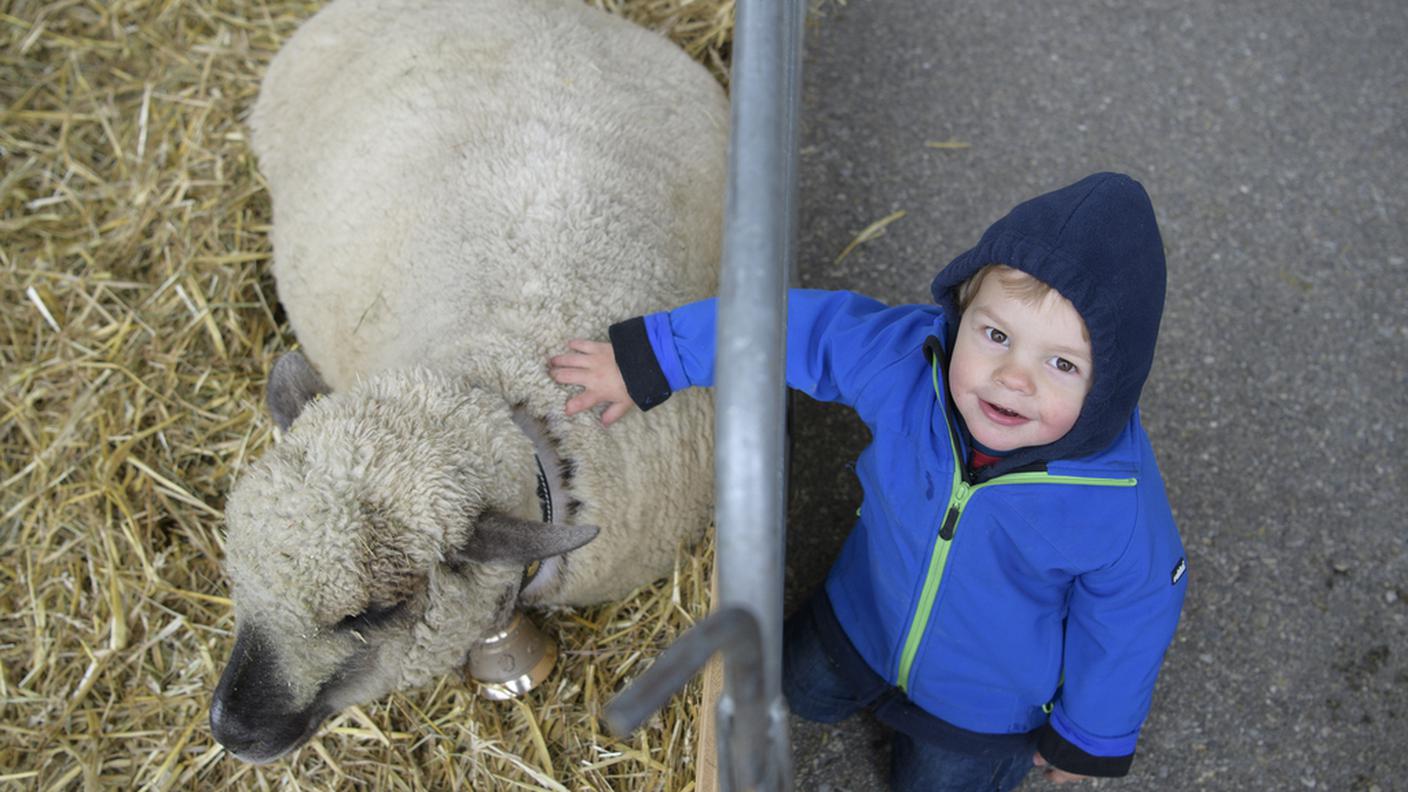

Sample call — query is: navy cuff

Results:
[608,317,673,411]
[1036,722,1133,777]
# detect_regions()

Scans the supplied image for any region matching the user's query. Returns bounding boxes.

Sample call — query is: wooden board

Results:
[695,561,723,792]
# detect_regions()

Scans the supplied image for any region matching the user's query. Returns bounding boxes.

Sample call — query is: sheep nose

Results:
[210,625,291,760]
[210,695,261,755]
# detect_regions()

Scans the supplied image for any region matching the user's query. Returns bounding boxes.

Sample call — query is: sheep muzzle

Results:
[210,626,335,764]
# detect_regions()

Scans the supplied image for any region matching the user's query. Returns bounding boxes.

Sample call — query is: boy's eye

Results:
[1051,357,1078,374]
[984,327,1008,345]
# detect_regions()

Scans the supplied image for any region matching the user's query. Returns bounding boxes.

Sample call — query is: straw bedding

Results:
[1,1,734,788]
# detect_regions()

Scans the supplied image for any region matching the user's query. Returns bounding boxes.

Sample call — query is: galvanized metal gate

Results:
[603,2,807,790]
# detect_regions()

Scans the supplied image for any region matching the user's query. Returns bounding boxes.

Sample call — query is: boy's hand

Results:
[1033,752,1091,784]
[549,339,634,426]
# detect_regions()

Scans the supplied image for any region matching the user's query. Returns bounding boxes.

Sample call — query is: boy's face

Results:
[948,274,1093,452]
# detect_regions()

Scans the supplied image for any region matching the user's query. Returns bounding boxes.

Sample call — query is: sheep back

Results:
[249,0,726,604]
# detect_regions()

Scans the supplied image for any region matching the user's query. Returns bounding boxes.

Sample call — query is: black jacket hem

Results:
[1036,723,1133,777]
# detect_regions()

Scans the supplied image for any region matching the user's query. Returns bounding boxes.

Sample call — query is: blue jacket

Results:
[609,173,1187,777]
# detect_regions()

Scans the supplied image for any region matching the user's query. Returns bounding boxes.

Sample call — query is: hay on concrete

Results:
[0,1,732,788]
[834,209,907,266]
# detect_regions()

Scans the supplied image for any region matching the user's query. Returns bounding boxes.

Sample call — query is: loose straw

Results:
[1,1,733,788]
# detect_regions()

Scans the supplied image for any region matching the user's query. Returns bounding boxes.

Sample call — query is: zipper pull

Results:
[938,481,972,541]
[939,507,959,540]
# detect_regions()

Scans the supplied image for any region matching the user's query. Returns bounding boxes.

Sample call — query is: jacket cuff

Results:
[1036,722,1133,777]
[608,317,673,411]
[643,311,690,391]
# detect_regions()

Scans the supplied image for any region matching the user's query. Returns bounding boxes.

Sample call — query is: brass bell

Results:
[465,611,558,700]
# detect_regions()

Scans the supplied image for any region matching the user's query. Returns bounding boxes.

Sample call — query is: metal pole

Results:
[714,0,805,788]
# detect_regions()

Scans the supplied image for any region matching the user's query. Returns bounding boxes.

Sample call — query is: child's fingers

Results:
[600,401,632,426]
[549,365,586,386]
[549,353,592,370]
[564,393,598,416]
[552,339,625,421]
[1042,767,1088,784]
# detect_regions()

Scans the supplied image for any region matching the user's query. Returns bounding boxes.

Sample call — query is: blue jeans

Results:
[783,591,1036,792]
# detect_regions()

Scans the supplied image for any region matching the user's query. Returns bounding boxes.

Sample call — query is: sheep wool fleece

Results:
[212,0,728,764]
[612,173,1188,777]
[247,0,728,607]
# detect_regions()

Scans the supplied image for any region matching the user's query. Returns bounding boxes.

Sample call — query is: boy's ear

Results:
[267,351,331,432]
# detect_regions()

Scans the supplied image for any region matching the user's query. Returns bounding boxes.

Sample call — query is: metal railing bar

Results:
[712,0,806,788]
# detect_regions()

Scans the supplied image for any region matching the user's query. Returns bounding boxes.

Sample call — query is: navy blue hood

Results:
[930,172,1166,472]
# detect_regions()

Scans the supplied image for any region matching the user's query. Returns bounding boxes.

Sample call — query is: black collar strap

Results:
[532,452,553,523]
[510,408,565,525]
[510,408,567,595]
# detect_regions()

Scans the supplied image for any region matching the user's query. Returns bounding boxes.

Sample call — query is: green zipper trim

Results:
[893,353,1138,691]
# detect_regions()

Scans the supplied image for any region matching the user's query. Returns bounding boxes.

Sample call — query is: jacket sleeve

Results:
[1037,494,1188,777]
[610,289,936,416]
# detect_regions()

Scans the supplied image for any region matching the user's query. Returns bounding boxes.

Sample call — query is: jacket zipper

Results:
[893,351,1138,691]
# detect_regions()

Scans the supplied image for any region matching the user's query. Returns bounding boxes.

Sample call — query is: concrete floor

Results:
[781,1,1408,789]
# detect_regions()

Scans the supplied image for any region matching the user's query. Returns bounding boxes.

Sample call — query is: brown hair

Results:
[956,264,1089,342]
[956,264,1055,311]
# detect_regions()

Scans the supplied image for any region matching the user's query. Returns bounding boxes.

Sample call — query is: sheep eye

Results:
[335,601,406,632]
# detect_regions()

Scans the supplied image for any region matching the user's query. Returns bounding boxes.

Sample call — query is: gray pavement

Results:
[782,1,1408,789]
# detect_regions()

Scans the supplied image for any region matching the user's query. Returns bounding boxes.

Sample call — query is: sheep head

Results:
[211,353,596,763]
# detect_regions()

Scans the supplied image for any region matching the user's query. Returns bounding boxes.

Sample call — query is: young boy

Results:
[550,172,1187,790]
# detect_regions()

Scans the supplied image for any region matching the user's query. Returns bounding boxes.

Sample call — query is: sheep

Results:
[209,0,726,764]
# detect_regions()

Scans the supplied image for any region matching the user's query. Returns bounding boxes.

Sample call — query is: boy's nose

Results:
[994,364,1035,394]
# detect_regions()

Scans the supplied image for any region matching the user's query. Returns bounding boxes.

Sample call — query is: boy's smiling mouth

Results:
[979,399,1029,426]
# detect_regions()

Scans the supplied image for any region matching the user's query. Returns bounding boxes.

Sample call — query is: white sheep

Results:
[210,0,726,764]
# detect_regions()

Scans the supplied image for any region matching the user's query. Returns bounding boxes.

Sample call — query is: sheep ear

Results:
[456,513,599,565]
[267,351,332,432]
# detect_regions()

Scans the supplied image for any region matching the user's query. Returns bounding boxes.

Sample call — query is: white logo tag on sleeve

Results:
[1171,557,1187,585]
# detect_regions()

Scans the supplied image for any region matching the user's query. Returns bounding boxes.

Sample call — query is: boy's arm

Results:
[587,290,932,414]
[1038,506,1188,777]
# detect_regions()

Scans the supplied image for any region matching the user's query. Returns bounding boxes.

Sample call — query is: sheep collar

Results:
[509,408,567,597]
